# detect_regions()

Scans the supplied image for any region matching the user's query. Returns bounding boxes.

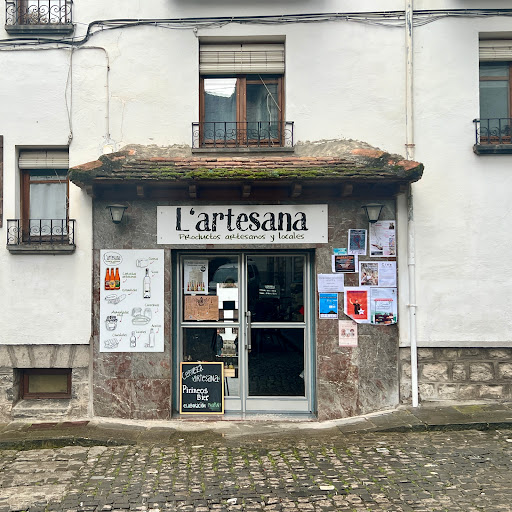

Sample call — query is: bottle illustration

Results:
[109,268,116,290]
[114,268,120,290]
[149,328,155,348]
[143,268,151,299]
[105,268,111,290]
[130,331,136,348]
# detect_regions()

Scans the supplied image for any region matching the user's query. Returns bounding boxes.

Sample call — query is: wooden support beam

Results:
[291,183,302,198]
[136,185,145,198]
[341,183,353,197]
[242,184,251,198]
[85,185,96,198]
[188,184,197,199]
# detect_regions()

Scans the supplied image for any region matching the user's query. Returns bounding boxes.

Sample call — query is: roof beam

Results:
[242,184,251,198]
[291,183,302,198]
[188,184,197,199]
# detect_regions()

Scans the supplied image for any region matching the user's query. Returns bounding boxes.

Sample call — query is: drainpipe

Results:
[405,0,419,407]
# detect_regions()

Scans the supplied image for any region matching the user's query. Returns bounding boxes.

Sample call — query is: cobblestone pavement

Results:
[1,428,512,512]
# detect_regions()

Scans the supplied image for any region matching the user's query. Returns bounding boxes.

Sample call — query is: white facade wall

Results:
[1,0,511,351]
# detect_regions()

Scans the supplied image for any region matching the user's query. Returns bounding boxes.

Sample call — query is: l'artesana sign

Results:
[157,205,328,245]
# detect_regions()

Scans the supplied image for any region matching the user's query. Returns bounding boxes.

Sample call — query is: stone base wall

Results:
[400,347,512,402]
[0,345,90,422]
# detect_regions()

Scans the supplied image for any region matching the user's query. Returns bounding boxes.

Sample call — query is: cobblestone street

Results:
[1,428,512,512]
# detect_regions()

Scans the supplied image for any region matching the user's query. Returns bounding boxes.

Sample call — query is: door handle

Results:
[246,311,252,352]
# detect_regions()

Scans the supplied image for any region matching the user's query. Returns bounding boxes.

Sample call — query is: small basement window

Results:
[22,369,72,399]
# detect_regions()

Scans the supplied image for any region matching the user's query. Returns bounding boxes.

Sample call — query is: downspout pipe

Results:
[405,0,419,408]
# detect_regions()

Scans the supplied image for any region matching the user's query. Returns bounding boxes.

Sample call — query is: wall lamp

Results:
[106,204,128,224]
[361,203,384,224]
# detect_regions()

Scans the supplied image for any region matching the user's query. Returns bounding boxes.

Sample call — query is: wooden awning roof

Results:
[69,146,423,201]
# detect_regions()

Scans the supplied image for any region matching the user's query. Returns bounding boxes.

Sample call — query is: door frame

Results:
[172,249,316,416]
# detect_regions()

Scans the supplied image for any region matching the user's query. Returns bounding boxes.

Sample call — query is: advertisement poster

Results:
[318,274,344,293]
[339,320,358,347]
[184,260,208,295]
[359,261,379,286]
[370,288,398,325]
[344,287,369,323]
[100,250,164,352]
[334,254,356,273]
[369,220,396,257]
[333,248,348,255]
[348,229,367,256]
[359,261,397,287]
[319,293,339,319]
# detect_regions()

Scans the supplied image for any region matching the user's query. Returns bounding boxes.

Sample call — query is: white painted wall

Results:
[1,1,511,346]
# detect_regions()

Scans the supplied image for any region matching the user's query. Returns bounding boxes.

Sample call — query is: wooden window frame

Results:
[21,169,69,241]
[22,368,72,399]
[479,62,512,144]
[199,75,284,147]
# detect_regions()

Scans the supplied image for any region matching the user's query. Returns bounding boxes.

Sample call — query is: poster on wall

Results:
[100,250,164,352]
[184,260,208,294]
[359,261,397,287]
[334,254,356,273]
[344,287,369,323]
[318,274,344,292]
[348,229,367,256]
[369,220,396,257]
[319,293,339,319]
[184,296,219,321]
[339,319,358,347]
[370,288,398,325]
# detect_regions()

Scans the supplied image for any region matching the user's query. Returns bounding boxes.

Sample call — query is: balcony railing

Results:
[7,219,75,246]
[5,0,72,26]
[192,121,294,149]
[473,118,512,145]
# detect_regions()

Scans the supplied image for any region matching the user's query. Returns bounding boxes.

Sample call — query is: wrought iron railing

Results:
[5,0,72,25]
[7,219,75,245]
[192,121,294,149]
[473,118,512,145]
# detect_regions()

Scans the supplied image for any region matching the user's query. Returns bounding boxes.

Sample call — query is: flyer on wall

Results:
[370,288,398,325]
[348,229,367,256]
[184,259,208,294]
[344,287,369,323]
[369,220,396,257]
[334,254,356,273]
[318,273,345,293]
[319,293,339,319]
[100,249,164,352]
[359,261,397,287]
[339,319,358,347]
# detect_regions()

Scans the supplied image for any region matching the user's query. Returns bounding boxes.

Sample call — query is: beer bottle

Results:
[109,268,116,290]
[105,268,111,290]
[114,268,120,290]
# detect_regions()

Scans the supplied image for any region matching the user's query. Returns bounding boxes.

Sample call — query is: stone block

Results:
[418,348,435,361]
[497,363,512,379]
[489,349,512,360]
[418,383,436,399]
[439,349,459,360]
[401,362,412,378]
[458,385,479,399]
[399,347,411,361]
[462,349,483,358]
[421,363,449,381]
[437,384,459,399]
[478,385,504,399]
[452,363,467,381]
[469,363,495,382]
[399,381,412,402]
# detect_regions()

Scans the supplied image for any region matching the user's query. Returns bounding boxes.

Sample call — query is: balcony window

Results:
[5,0,73,34]
[7,149,75,252]
[194,43,293,149]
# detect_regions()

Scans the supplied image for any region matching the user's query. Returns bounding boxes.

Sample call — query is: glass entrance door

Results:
[178,252,312,415]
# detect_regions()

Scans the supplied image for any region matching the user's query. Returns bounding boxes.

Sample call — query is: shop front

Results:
[70,145,423,420]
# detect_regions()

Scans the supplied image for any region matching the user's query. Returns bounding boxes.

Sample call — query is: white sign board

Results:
[157,205,328,245]
[100,249,164,352]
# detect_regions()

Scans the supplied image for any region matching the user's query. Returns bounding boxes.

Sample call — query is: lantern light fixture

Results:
[106,204,128,224]
[361,203,384,224]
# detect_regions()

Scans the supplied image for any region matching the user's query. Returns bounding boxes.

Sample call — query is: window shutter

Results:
[0,135,3,228]
[18,149,69,169]
[479,40,512,61]
[200,43,285,75]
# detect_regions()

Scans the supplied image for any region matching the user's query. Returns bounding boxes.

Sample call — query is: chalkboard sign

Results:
[180,362,224,414]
